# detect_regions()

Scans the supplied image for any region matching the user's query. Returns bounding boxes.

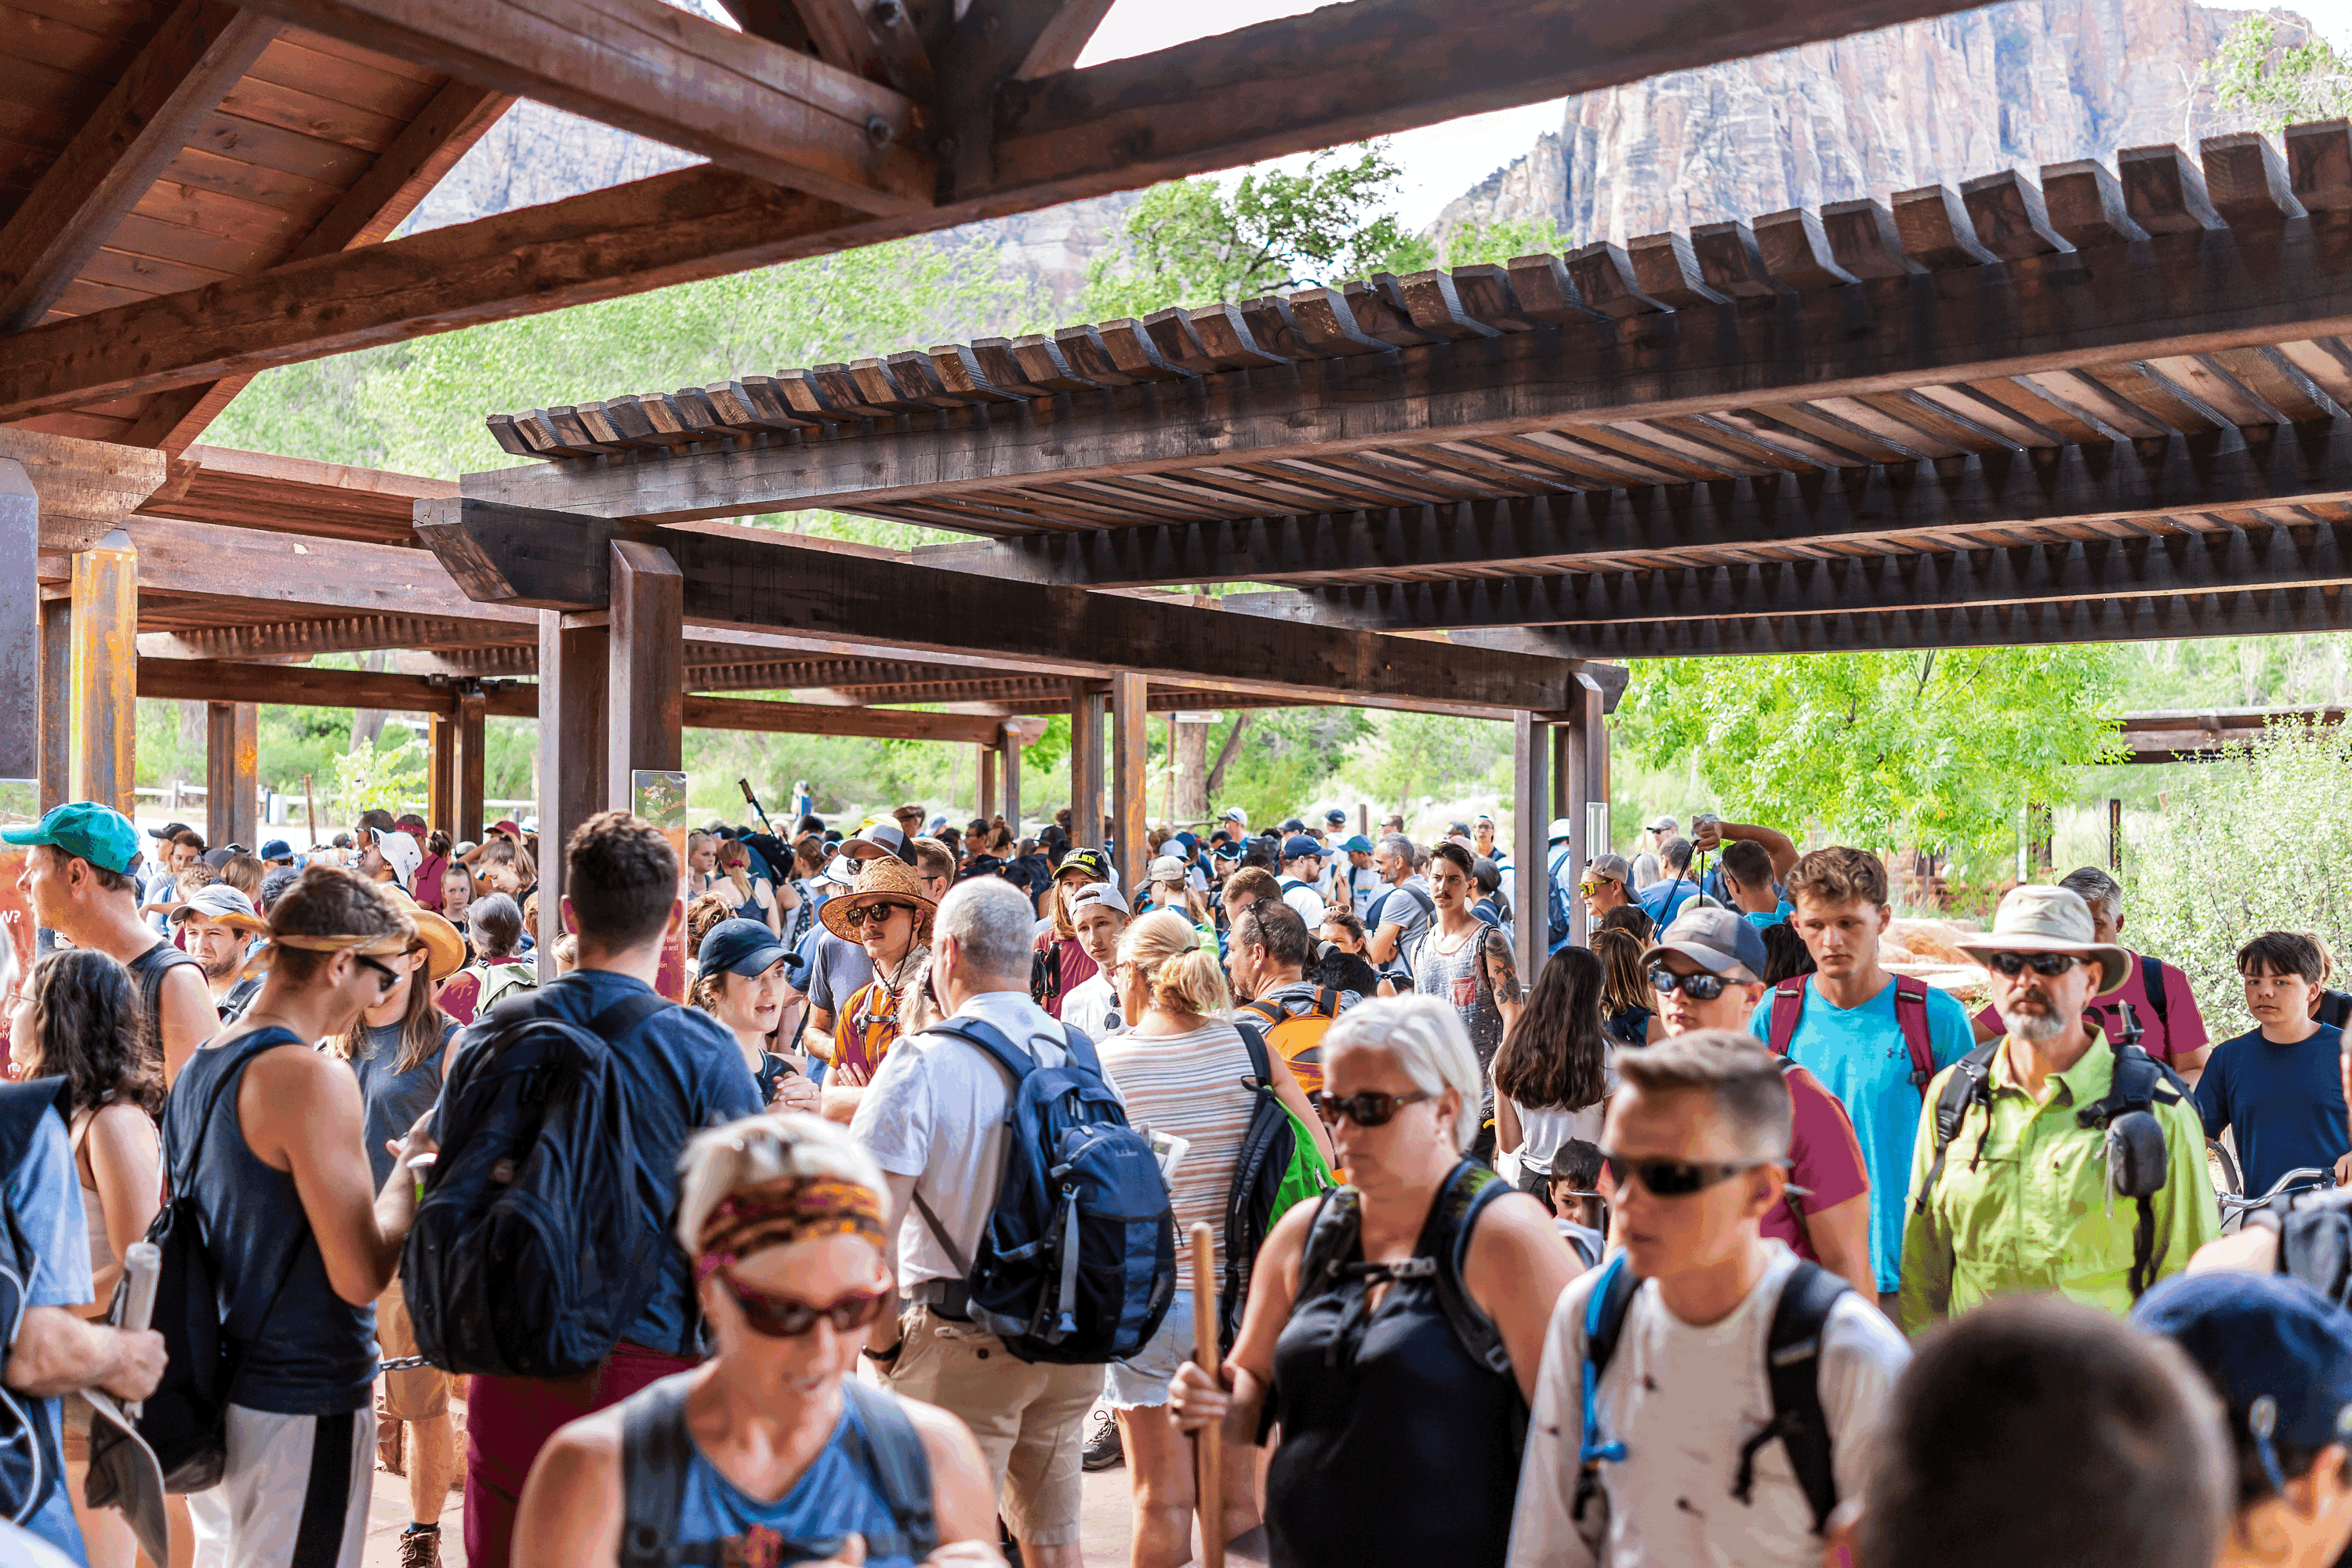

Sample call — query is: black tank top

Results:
[1264,1167,1523,1568]
[125,938,206,1069]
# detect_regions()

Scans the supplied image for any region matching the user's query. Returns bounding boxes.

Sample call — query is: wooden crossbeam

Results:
[234,0,931,215]
[414,498,1587,714]
[1250,521,2352,630]
[122,516,538,629]
[0,0,278,334]
[454,216,2352,524]
[909,423,2352,587]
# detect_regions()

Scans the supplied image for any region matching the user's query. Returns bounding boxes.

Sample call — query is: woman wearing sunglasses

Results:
[1167,996,1577,1568]
[822,855,937,1092]
[512,1112,1004,1568]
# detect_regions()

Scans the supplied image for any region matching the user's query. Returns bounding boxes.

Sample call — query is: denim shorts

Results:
[1103,1294,1195,1410]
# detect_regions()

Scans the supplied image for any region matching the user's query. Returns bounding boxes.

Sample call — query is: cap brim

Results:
[1640,938,1760,985]
[0,826,50,848]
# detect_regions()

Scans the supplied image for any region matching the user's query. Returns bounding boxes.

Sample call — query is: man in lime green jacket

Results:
[1900,886,2219,1331]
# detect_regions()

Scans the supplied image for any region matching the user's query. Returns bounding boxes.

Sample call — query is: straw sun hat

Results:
[819,854,936,942]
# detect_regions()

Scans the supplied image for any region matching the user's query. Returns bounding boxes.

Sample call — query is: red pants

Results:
[462,1343,699,1568]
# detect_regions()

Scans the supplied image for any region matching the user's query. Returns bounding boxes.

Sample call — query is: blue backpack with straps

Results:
[1546,847,1575,953]
[909,1018,1175,1364]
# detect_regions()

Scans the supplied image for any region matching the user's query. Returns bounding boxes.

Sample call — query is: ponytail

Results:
[1116,909,1232,1019]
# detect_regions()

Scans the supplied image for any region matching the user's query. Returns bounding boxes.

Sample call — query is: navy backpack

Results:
[909,1019,1176,1364]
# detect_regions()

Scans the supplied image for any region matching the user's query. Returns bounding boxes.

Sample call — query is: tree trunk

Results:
[174,701,204,785]
[1174,717,1210,826]
[348,651,390,753]
[1203,713,1253,803]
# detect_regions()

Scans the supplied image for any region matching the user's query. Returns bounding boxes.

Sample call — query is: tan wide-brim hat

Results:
[1954,884,2132,997]
[381,888,467,982]
[819,853,936,941]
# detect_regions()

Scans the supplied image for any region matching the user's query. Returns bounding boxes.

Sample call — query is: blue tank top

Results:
[621,1374,933,1568]
[162,1028,377,1414]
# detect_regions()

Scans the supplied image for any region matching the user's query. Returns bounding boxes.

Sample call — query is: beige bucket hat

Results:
[1954,884,2133,997]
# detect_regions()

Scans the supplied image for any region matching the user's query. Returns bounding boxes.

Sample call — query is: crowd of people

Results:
[3,789,2352,1568]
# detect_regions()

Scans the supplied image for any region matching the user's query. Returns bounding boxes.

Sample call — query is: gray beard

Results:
[2002,1005,2067,1042]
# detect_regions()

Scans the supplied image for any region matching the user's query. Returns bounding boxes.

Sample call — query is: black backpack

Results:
[1573,1254,1851,1534]
[1918,1033,2183,1298]
[1292,1161,1516,1387]
[403,988,676,1377]
[616,1374,936,1568]
[0,1078,71,1525]
[1216,1022,1306,1348]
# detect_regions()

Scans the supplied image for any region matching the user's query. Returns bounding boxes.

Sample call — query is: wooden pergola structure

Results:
[9,0,2350,985]
[2118,704,2349,761]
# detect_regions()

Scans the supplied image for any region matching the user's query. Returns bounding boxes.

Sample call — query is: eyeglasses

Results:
[1650,967,1731,1001]
[1310,1089,1432,1127]
[353,953,401,995]
[840,901,912,929]
[716,1274,890,1339]
[1984,951,2085,978]
[1601,1152,1778,1198]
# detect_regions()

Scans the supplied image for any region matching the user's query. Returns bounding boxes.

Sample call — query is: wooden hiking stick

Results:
[1189,1221,1224,1568]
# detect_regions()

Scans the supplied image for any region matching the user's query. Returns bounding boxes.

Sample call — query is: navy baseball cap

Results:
[1323,809,1347,826]
[698,918,794,980]
[2136,1272,2352,1491]
[1280,834,1323,860]
[4,802,142,874]
[1172,832,1198,852]
[259,839,295,862]
[1211,842,1242,862]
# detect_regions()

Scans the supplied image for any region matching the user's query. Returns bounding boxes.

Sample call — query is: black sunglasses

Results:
[353,953,401,995]
[1602,1151,1778,1197]
[1310,1089,1432,1127]
[1984,951,2085,978]
[1650,967,1731,1000]
[717,1273,889,1339]
[841,901,913,928]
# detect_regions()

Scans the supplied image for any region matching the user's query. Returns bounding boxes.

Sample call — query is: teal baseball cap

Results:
[2,801,143,874]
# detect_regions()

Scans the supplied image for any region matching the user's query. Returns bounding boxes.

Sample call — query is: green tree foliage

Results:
[330,732,428,820]
[1081,144,1436,319]
[1616,648,2126,867]
[1341,711,1512,818]
[1437,215,1577,267]
[2126,720,2352,1037]
[2212,15,2352,132]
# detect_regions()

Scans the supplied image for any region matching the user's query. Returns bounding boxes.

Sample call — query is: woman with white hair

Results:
[1167,995,1577,1568]
[510,1113,1004,1568]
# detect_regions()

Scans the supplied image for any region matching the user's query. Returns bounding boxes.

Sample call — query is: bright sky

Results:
[1074,0,1564,228]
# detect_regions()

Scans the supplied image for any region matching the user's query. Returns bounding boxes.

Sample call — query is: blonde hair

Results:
[674,1112,889,1257]
[715,837,754,900]
[1116,908,1230,1019]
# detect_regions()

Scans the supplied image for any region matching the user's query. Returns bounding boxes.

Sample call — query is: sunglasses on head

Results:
[841,901,912,929]
[716,1273,890,1339]
[1650,967,1730,1000]
[1310,1088,1431,1127]
[353,953,401,995]
[1984,951,2085,978]
[1602,1152,1780,1198]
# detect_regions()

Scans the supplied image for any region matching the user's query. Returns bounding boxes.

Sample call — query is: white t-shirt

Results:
[1059,971,1125,1043]
[1508,1243,1910,1568]
[1279,881,1327,927]
[848,989,1073,1290]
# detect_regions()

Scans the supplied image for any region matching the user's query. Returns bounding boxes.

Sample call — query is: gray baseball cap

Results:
[1642,906,1769,985]
[1585,853,1633,887]
[167,884,258,926]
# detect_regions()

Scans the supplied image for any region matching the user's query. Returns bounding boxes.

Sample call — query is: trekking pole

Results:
[1189,1221,1224,1568]
[738,778,776,834]
[118,1241,160,1421]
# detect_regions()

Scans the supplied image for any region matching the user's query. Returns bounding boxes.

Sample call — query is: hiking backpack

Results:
[1218,1023,1336,1348]
[1766,973,1935,1087]
[909,1018,1175,1364]
[616,1374,937,1568]
[1236,986,1344,1097]
[1293,1162,1517,1387]
[1370,883,1436,986]
[0,1079,71,1523]
[1545,847,1574,953]
[1916,1036,2183,1298]
[1575,1254,1851,1534]
[403,988,678,1377]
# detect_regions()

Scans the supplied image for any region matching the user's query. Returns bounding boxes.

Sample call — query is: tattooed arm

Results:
[1483,925,1524,1033]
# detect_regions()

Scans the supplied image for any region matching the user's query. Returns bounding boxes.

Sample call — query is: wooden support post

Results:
[427,713,457,837]
[1002,735,1022,836]
[0,462,34,782]
[454,690,488,845]
[536,609,608,972]
[1512,712,1553,985]
[1111,673,1148,898]
[68,530,136,814]
[607,541,684,810]
[38,595,69,811]
[1069,682,1104,849]
[1561,692,1595,949]
[2108,797,2123,873]
[204,702,258,849]
[978,744,996,823]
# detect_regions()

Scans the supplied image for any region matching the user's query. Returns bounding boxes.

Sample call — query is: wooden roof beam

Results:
[234,0,931,216]
[416,498,1590,715]
[0,0,278,335]
[123,515,538,630]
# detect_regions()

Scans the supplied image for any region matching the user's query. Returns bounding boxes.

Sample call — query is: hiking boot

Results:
[1081,1406,1123,1472]
[397,1524,441,1568]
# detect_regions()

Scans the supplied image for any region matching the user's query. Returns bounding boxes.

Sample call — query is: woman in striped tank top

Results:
[1094,911,1324,1568]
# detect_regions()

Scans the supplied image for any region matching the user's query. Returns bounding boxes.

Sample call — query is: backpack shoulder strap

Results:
[1915,1041,2002,1214]
[583,988,672,1043]
[2140,954,2171,1033]
[616,1374,694,1568]
[1572,1252,1639,1523]
[1766,978,1808,1057]
[1234,1020,1272,1085]
[1291,1187,1361,1308]
[838,1383,939,1561]
[1236,996,1279,1030]
[1313,986,1341,1019]
[1432,1162,1515,1377]
[1893,975,1935,1089]
[1732,1261,1849,1534]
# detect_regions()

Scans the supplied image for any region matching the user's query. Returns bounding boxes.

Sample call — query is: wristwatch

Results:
[862,1340,904,1366]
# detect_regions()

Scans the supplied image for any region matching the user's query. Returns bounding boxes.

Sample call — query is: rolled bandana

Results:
[235,924,416,981]
[695,1175,886,1279]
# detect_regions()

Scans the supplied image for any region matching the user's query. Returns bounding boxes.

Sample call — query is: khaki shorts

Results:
[885,1305,1098,1547]
[377,1277,451,1422]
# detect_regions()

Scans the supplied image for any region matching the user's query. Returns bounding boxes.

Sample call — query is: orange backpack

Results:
[1238,986,1345,1096]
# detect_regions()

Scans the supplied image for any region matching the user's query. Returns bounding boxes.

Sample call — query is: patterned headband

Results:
[693,1175,886,1280]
